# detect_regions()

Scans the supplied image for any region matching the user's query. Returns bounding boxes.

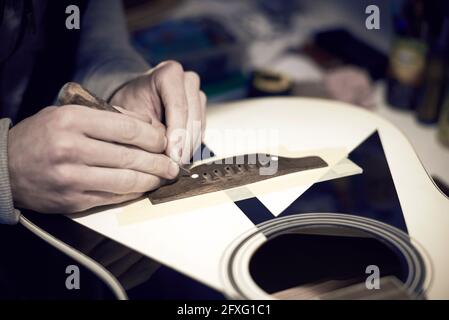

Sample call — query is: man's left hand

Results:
[110,60,207,164]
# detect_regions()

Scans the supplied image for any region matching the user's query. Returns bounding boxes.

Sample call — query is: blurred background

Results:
[122,0,449,193]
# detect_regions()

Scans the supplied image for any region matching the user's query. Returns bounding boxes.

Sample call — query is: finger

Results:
[183,71,202,164]
[77,166,162,194]
[199,90,207,142]
[112,106,151,123]
[79,138,179,179]
[70,107,167,153]
[151,117,166,131]
[154,61,188,163]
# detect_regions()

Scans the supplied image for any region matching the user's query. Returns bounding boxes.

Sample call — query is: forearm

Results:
[73,0,149,101]
[0,118,19,225]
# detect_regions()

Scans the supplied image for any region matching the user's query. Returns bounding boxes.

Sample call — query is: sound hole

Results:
[249,225,410,299]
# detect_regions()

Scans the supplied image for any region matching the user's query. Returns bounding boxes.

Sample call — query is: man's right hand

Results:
[7,105,180,213]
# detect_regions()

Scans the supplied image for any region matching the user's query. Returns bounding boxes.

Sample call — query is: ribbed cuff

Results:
[0,118,20,225]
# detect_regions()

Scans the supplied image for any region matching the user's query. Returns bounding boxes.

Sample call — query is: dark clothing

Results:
[0,0,149,224]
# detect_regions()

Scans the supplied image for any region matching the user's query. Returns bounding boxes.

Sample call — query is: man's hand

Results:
[110,61,207,164]
[8,105,179,213]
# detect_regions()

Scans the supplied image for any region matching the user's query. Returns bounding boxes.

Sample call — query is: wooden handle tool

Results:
[57,82,120,113]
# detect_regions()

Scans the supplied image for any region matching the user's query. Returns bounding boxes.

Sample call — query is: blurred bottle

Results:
[438,86,449,148]
[415,6,449,124]
[387,0,428,110]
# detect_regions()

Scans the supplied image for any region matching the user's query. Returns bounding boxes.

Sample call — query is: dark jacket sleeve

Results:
[73,0,150,100]
[0,0,150,224]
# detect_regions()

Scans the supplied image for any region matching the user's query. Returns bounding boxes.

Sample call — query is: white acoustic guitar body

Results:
[71,98,449,299]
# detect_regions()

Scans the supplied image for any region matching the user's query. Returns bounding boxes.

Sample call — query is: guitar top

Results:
[8,97,449,299]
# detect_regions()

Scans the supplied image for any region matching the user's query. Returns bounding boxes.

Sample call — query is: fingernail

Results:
[171,144,182,163]
[169,161,180,178]
[163,136,168,150]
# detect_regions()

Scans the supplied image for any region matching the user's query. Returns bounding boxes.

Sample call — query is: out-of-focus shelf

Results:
[269,53,449,186]
[138,0,449,187]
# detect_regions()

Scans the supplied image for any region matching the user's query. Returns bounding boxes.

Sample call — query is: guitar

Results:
[3,97,448,299]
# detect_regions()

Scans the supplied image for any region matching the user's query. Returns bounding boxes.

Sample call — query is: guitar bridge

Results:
[148,154,328,204]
